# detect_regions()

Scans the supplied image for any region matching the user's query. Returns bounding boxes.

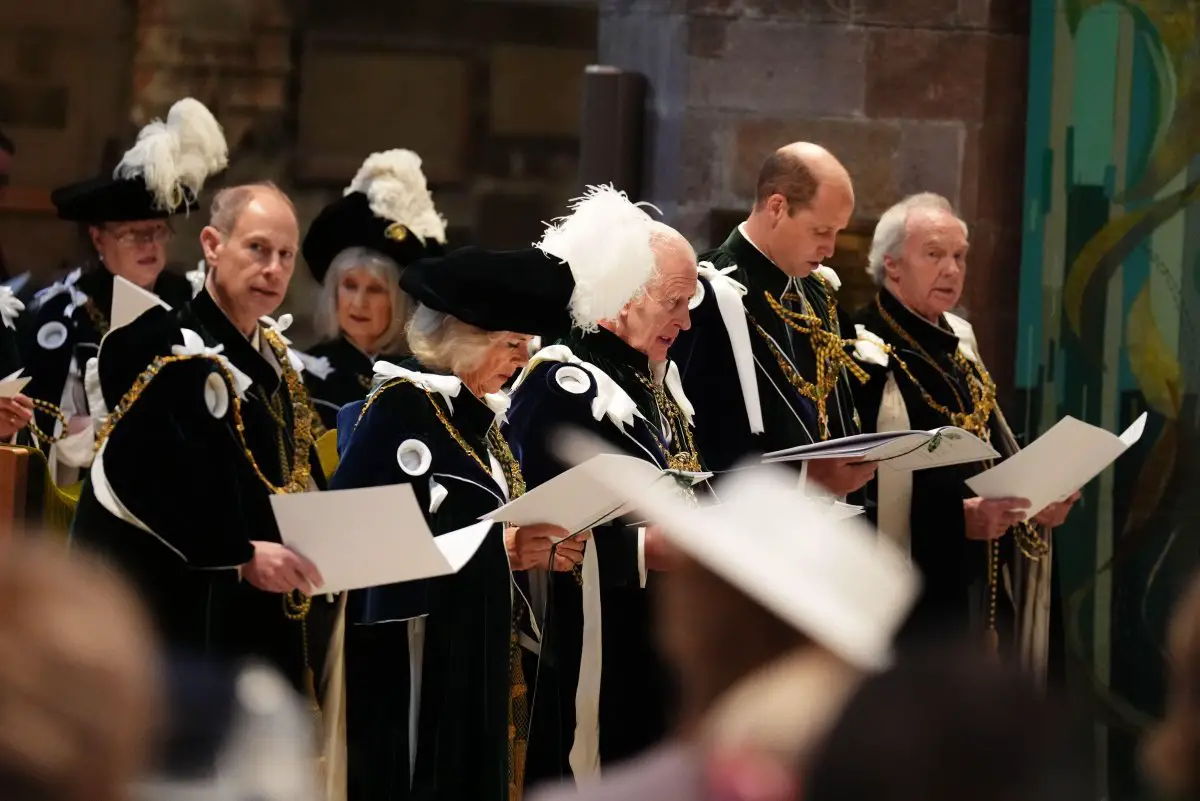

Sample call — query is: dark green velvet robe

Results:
[670,226,862,473]
[299,336,407,430]
[505,329,686,787]
[69,287,330,694]
[852,289,1062,678]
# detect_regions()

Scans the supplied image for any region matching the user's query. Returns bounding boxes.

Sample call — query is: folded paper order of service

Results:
[485,452,711,537]
[271,484,492,595]
[763,425,998,472]
[966,412,1147,522]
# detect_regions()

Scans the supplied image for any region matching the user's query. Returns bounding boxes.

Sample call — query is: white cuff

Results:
[637,527,648,589]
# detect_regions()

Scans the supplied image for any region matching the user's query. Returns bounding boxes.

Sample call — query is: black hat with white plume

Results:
[396,184,661,336]
[302,149,447,285]
[51,98,228,224]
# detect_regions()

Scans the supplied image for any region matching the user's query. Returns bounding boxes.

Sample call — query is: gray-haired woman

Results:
[297,149,446,430]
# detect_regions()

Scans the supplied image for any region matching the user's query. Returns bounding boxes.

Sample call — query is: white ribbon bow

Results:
[372,360,465,412]
[654,360,696,426]
[172,328,253,399]
[34,268,89,318]
[697,261,748,296]
[186,260,207,298]
[0,287,24,331]
[292,350,335,380]
[812,264,843,291]
[695,259,763,434]
[483,391,511,421]
[259,313,294,345]
[853,324,890,367]
[513,344,640,430]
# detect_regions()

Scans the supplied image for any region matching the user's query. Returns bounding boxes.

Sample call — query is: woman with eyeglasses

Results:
[17,98,227,487]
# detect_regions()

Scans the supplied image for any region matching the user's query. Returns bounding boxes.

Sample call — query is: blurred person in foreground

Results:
[0,538,160,801]
[132,657,324,801]
[1145,571,1200,801]
[803,644,1089,801]
[528,456,919,801]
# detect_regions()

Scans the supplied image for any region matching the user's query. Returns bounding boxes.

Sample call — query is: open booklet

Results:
[271,484,492,595]
[484,452,712,537]
[762,426,999,472]
[0,368,30,398]
[112,275,173,330]
[966,412,1147,522]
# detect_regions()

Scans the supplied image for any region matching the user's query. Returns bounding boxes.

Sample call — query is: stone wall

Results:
[129,0,597,344]
[0,0,135,279]
[599,0,1031,393]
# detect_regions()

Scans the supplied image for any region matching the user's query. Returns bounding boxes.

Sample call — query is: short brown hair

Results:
[659,554,811,730]
[0,540,160,801]
[754,150,820,213]
[209,181,295,233]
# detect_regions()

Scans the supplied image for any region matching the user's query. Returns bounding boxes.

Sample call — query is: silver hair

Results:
[312,246,409,353]
[405,304,506,376]
[621,221,695,310]
[866,193,967,286]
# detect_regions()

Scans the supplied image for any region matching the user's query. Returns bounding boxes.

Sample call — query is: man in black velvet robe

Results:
[16,98,225,487]
[851,192,1077,682]
[670,142,876,498]
[506,213,702,785]
[70,183,328,696]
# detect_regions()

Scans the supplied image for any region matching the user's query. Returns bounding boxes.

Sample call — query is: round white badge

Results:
[397,438,433,476]
[553,365,591,395]
[204,373,230,418]
[36,321,68,351]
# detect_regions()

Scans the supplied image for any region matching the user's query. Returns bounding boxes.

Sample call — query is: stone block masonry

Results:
[598,0,1030,396]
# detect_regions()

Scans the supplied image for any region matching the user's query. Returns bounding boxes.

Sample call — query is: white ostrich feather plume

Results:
[345,149,447,244]
[114,98,229,213]
[537,184,658,332]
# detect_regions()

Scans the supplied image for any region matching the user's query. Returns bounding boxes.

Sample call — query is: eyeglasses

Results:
[107,226,173,246]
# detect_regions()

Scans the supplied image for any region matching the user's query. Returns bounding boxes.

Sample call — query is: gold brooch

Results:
[385,222,409,242]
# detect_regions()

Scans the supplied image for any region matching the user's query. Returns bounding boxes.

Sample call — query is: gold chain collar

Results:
[94,326,315,496]
[873,295,997,442]
[360,377,526,501]
[633,371,702,473]
[869,294,1045,656]
[751,274,868,440]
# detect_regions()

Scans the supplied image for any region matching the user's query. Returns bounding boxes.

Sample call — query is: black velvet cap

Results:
[399,246,576,337]
[302,191,446,285]
[50,175,197,224]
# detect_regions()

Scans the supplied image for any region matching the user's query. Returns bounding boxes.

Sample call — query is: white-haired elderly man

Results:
[505,187,702,787]
[851,192,1077,684]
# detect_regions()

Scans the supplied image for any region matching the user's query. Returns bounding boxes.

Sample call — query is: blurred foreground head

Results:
[803,644,1089,801]
[646,464,919,731]
[552,436,920,733]
[699,647,864,801]
[1146,570,1200,800]
[0,539,160,801]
